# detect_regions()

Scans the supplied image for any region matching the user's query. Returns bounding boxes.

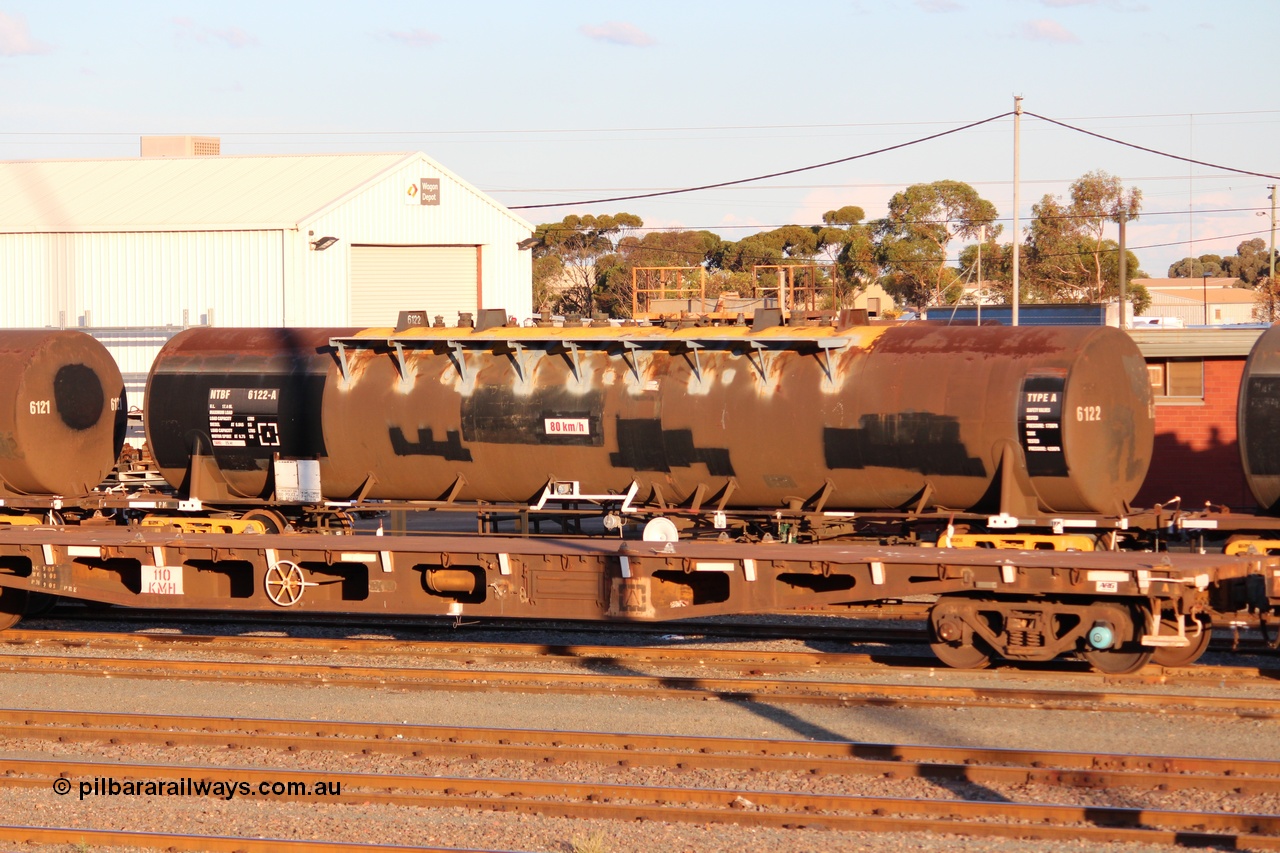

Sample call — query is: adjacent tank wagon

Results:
[1239,323,1280,513]
[0,330,126,498]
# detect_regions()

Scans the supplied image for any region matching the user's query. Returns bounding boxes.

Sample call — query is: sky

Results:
[1,0,1277,277]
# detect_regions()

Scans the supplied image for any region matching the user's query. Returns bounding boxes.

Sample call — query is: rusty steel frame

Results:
[630,266,707,318]
[752,263,837,314]
[0,526,1273,628]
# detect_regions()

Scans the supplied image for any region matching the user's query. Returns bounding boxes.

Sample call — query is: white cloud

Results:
[386,29,442,48]
[916,0,963,12]
[172,17,258,49]
[0,12,51,56]
[580,22,656,47]
[1042,0,1150,9]
[1019,19,1081,43]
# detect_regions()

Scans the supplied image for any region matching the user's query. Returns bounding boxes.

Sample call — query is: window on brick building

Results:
[1147,359,1203,399]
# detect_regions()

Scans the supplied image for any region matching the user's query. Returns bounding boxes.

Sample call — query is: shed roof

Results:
[1147,286,1259,306]
[0,151,532,233]
[1129,326,1267,357]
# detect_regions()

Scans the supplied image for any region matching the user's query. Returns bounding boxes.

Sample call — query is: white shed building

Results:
[0,148,535,406]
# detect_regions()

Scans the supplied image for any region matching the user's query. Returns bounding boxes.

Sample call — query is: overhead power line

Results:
[511,109,1276,211]
[1025,112,1280,181]
[508,112,1014,210]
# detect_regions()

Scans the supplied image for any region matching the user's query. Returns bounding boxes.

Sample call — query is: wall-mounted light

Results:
[311,236,339,251]
[516,237,539,250]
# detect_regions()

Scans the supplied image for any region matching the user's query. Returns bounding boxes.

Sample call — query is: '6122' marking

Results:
[1076,405,1102,422]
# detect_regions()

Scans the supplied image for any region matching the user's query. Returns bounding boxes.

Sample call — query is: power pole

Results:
[1270,185,1277,322]
[1012,95,1022,327]
[1118,217,1127,328]
[977,224,984,325]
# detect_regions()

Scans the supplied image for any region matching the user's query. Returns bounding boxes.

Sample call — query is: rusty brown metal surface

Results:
[146,322,1154,517]
[0,525,1265,624]
[0,331,125,498]
[321,324,1153,516]
[145,327,358,500]
[1239,323,1280,512]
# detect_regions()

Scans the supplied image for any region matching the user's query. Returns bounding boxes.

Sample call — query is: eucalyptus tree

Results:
[873,180,999,308]
[530,213,643,316]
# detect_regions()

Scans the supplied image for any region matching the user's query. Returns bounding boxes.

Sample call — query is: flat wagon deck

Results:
[0,526,1274,673]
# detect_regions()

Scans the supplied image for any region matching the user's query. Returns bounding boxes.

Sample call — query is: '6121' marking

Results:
[29,397,119,415]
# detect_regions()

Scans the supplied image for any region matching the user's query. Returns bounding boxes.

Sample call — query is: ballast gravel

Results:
[2,618,1279,852]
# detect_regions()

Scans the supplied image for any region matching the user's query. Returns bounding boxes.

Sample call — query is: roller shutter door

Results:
[349,245,479,327]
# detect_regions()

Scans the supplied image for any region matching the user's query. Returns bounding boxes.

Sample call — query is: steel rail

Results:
[3,708,1279,794]
[25,603,1280,659]
[7,756,1280,847]
[0,825,511,853]
[2,651,1279,717]
[0,628,894,673]
[6,628,1280,686]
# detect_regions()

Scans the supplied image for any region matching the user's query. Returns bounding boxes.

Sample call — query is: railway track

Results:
[2,707,1279,793]
[27,601,1280,656]
[10,755,1280,845]
[0,827,487,853]
[4,709,1280,850]
[1,636,1279,718]
[8,624,1280,689]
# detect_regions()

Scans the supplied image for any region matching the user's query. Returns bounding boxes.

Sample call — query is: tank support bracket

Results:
[745,341,771,380]
[564,343,582,382]
[330,339,352,383]
[446,341,468,381]
[683,342,705,382]
[390,341,412,387]
[619,341,642,382]
[815,339,847,382]
[507,342,529,382]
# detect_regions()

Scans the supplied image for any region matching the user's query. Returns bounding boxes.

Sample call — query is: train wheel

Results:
[0,587,28,631]
[241,509,290,534]
[1151,618,1212,667]
[1081,646,1153,674]
[928,598,991,669]
[930,638,991,669]
[327,511,354,534]
[1080,603,1153,674]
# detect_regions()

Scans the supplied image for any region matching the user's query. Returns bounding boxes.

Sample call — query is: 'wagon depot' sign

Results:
[405,178,441,205]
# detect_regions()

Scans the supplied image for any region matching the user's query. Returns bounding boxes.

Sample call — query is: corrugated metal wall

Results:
[1142,295,1257,327]
[349,245,479,327]
[0,230,284,327]
[296,156,533,326]
[1,153,533,331]
[84,326,187,413]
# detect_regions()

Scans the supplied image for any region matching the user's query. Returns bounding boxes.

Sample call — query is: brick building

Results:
[1130,327,1267,511]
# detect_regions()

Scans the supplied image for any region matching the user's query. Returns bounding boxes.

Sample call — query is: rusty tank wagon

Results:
[143,316,1155,539]
[0,330,126,499]
[0,321,1271,676]
[1239,323,1280,513]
